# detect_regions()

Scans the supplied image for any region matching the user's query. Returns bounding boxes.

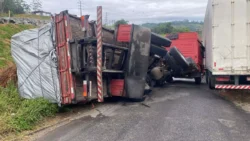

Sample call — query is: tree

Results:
[152,23,174,34]
[31,0,42,11]
[173,26,190,33]
[1,0,29,14]
[2,0,15,13]
[13,0,26,14]
[22,2,31,13]
[114,19,128,27]
[0,0,4,13]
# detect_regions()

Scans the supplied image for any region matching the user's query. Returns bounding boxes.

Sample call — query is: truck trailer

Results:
[203,0,250,89]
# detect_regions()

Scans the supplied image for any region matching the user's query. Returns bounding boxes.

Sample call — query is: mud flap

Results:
[125,25,151,99]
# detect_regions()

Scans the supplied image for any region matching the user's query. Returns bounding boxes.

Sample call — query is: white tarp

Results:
[11,23,61,104]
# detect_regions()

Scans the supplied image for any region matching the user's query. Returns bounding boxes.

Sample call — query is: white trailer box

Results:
[203,0,250,89]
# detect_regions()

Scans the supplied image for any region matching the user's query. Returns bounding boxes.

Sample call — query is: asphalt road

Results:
[37,81,250,141]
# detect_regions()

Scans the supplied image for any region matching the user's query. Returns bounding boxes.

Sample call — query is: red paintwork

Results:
[55,12,75,105]
[110,79,125,97]
[216,76,230,82]
[117,25,132,42]
[215,85,250,89]
[167,32,203,71]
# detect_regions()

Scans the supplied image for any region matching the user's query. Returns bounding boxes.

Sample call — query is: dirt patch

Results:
[2,39,10,46]
[0,63,17,87]
[0,24,7,27]
[219,90,250,113]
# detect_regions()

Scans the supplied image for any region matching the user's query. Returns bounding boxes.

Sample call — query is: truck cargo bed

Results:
[203,0,250,75]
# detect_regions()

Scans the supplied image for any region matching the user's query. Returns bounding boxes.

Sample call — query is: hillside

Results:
[171,20,203,32]
[0,24,58,140]
[142,20,204,35]
[0,24,34,69]
[0,24,34,87]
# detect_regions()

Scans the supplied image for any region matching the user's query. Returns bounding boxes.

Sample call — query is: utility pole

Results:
[105,12,108,25]
[78,0,83,16]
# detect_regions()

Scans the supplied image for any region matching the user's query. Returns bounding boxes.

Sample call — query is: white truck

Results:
[203,0,250,89]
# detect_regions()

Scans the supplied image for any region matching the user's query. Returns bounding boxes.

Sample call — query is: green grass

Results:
[0,18,56,138]
[0,24,35,68]
[0,82,58,135]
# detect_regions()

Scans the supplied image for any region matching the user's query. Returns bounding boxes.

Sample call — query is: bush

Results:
[0,82,58,134]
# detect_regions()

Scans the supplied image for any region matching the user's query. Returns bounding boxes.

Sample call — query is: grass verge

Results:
[0,23,58,139]
[220,90,250,113]
[0,24,35,69]
[0,82,58,138]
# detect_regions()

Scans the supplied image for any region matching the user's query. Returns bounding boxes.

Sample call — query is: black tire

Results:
[156,80,165,87]
[195,77,201,84]
[150,45,167,57]
[205,70,209,84]
[164,53,182,73]
[208,72,215,89]
[169,47,189,69]
[166,76,173,83]
[146,75,154,87]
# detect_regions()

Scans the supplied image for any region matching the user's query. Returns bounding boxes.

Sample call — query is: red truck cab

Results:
[166,32,205,83]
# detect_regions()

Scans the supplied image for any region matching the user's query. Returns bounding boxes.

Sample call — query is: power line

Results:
[78,0,83,16]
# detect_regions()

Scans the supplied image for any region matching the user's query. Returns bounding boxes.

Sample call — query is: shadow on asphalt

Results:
[58,79,208,113]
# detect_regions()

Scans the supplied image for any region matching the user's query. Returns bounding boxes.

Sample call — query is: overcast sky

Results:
[24,0,208,24]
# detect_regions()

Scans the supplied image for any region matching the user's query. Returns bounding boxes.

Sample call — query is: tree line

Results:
[142,20,203,34]
[142,22,191,34]
[0,0,42,14]
[113,19,203,35]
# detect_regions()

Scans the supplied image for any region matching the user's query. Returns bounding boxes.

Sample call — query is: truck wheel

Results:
[166,77,173,83]
[169,47,189,69]
[146,75,154,87]
[164,53,182,73]
[195,77,201,84]
[205,70,209,84]
[208,73,215,89]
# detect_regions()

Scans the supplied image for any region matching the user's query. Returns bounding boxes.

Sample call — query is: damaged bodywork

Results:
[11,8,202,105]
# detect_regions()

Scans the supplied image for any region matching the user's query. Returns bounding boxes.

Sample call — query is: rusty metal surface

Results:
[125,25,151,99]
[102,27,115,44]
[68,15,85,40]
[55,11,75,104]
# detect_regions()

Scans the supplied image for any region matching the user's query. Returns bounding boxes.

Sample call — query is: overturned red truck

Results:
[11,7,203,105]
[55,9,174,104]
